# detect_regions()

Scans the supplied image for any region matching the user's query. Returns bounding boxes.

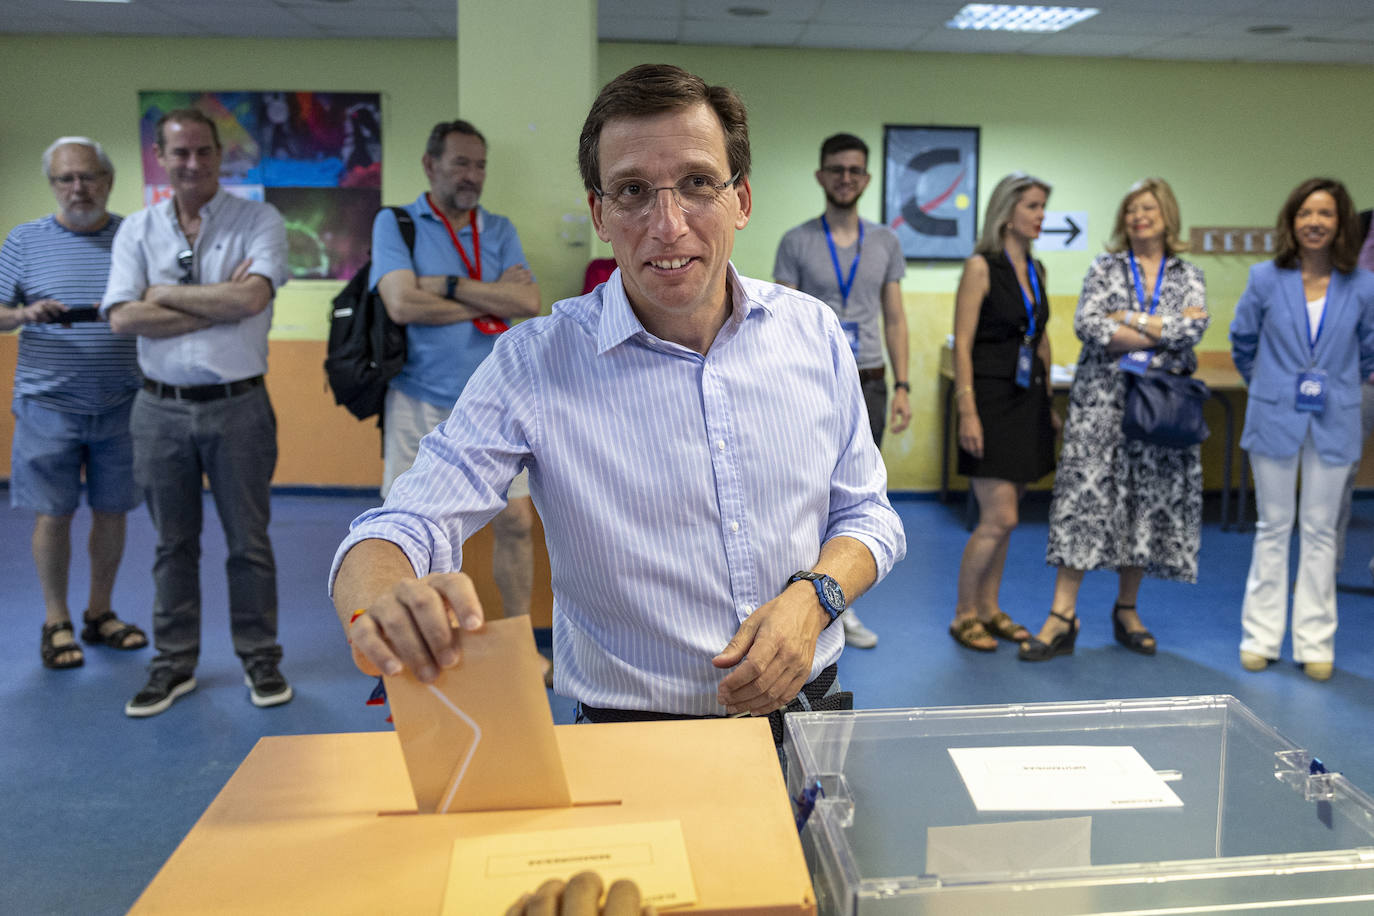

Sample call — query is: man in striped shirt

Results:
[1,137,146,671]
[331,66,905,733]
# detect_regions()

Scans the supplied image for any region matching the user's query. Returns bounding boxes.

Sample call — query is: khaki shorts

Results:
[382,386,529,501]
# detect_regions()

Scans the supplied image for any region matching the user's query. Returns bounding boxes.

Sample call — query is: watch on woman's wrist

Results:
[445,275,459,300]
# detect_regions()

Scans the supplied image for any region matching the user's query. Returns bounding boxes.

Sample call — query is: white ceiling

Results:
[4,0,1374,64]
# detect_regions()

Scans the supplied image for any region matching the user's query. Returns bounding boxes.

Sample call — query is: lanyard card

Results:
[1118,349,1152,376]
[1015,342,1034,388]
[1296,369,1328,413]
[841,320,861,358]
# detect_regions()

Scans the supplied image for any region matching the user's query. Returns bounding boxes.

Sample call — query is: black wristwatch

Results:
[787,570,846,628]
[893,381,910,392]
[444,275,459,300]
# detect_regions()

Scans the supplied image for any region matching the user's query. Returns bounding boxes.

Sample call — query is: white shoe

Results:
[842,612,878,649]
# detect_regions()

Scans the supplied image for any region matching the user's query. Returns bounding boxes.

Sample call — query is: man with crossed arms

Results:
[370,118,541,646]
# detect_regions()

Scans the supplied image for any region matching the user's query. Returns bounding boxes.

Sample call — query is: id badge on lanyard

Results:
[824,215,863,359]
[1015,339,1034,388]
[1297,298,1329,412]
[1009,251,1041,389]
[1118,250,1165,376]
[427,195,509,335]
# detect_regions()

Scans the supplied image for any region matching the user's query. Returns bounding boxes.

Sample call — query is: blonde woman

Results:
[1023,178,1208,661]
[949,173,1057,651]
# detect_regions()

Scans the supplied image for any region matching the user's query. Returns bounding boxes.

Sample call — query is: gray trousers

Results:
[131,386,280,674]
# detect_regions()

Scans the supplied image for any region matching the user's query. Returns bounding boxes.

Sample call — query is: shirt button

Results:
[730,521,740,532]
[716,439,725,451]
[740,604,753,616]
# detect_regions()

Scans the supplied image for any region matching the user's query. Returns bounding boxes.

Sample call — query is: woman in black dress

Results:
[949,173,1058,651]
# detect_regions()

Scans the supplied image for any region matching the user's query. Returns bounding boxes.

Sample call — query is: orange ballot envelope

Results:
[383,616,572,813]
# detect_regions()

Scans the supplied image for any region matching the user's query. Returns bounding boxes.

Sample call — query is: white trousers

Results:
[1241,440,1349,664]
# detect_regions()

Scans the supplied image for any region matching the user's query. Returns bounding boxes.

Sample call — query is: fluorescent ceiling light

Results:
[947,4,1099,33]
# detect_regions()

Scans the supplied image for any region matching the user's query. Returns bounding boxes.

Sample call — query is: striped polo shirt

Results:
[0,214,140,414]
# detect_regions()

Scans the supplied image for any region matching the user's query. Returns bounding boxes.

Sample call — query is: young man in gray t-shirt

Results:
[774,132,909,649]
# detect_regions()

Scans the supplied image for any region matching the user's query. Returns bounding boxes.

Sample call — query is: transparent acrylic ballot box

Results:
[784,695,1374,915]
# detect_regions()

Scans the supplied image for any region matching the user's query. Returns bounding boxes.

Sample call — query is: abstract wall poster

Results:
[882,125,979,261]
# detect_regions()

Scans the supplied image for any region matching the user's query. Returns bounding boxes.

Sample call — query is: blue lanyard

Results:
[1127,249,1166,315]
[1007,250,1041,340]
[821,215,863,309]
[1306,296,1328,352]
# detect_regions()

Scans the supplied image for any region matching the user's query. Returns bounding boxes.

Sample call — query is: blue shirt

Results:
[101,189,289,385]
[0,215,140,413]
[331,265,906,715]
[369,195,532,409]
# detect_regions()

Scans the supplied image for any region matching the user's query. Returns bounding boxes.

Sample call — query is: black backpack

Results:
[324,207,414,425]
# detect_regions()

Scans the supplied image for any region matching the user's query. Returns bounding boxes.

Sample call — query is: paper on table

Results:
[384,615,572,813]
[948,745,1183,812]
[444,819,696,915]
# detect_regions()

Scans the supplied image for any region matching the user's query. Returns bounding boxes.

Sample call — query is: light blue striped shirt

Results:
[0,215,140,413]
[331,264,906,715]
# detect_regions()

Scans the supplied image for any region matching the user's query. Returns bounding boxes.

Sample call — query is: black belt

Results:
[857,367,885,383]
[142,375,263,402]
[577,663,852,745]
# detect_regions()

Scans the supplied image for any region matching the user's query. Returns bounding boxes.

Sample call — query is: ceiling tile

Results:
[796,23,934,50]
[1021,32,1163,57]
[679,18,805,46]
[599,16,681,43]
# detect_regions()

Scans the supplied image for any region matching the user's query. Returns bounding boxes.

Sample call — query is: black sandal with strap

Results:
[81,610,148,651]
[1112,602,1156,656]
[1017,610,1079,662]
[41,621,85,669]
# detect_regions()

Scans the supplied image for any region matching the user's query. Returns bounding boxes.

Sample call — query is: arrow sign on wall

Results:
[1038,211,1088,251]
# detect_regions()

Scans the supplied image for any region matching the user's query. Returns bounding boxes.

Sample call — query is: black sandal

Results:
[1112,603,1156,656]
[41,621,85,669]
[1017,610,1078,661]
[81,610,149,651]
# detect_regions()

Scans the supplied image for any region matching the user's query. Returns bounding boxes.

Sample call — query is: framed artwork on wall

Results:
[881,125,979,261]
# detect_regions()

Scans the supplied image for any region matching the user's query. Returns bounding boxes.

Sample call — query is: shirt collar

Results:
[595,262,769,355]
[160,186,228,225]
[416,193,485,233]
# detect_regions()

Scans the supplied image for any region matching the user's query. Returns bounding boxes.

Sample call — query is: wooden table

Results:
[130,719,816,915]
[939,347,1249,529]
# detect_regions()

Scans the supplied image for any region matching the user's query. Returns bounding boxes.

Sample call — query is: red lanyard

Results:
[426,194,481,281]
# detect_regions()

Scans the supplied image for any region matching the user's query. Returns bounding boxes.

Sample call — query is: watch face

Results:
[821,577,846,613]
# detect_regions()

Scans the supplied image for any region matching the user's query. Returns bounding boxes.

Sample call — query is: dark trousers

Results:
[131,386,280,674]
[859,369,887,447]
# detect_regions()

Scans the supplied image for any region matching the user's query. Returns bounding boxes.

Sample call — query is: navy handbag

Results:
[1122,369,1211,448]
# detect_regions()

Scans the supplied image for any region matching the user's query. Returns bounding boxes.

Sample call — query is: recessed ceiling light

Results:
[1247,25,1292,35]
[728,6,770,17]
[946,4,1099,33]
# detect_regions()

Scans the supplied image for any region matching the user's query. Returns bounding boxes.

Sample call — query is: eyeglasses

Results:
[594,171,741,220]
[49,172,109,187]
[820,165,867,179]
[176,249,194,285]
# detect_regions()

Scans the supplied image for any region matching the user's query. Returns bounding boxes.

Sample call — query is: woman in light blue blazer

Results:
[1230,177,1374,681]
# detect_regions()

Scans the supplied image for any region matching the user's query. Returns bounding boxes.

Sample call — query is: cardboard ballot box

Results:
[130,718,815,915]
[785,695,1374,915]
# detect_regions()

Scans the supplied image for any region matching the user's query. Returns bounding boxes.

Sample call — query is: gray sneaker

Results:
[243,658,293,708]
[842,611,878,649]
[125,669,197,718]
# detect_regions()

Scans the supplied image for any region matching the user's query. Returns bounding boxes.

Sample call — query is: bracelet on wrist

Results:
[893,381,910,393]
[955,384,974,399]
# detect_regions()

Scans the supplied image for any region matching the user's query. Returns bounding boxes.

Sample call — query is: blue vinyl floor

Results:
[3,490,1373,915]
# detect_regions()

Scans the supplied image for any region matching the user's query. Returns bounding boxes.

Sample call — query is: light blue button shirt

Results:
[330,264,906,715]
[101,189,288,385]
